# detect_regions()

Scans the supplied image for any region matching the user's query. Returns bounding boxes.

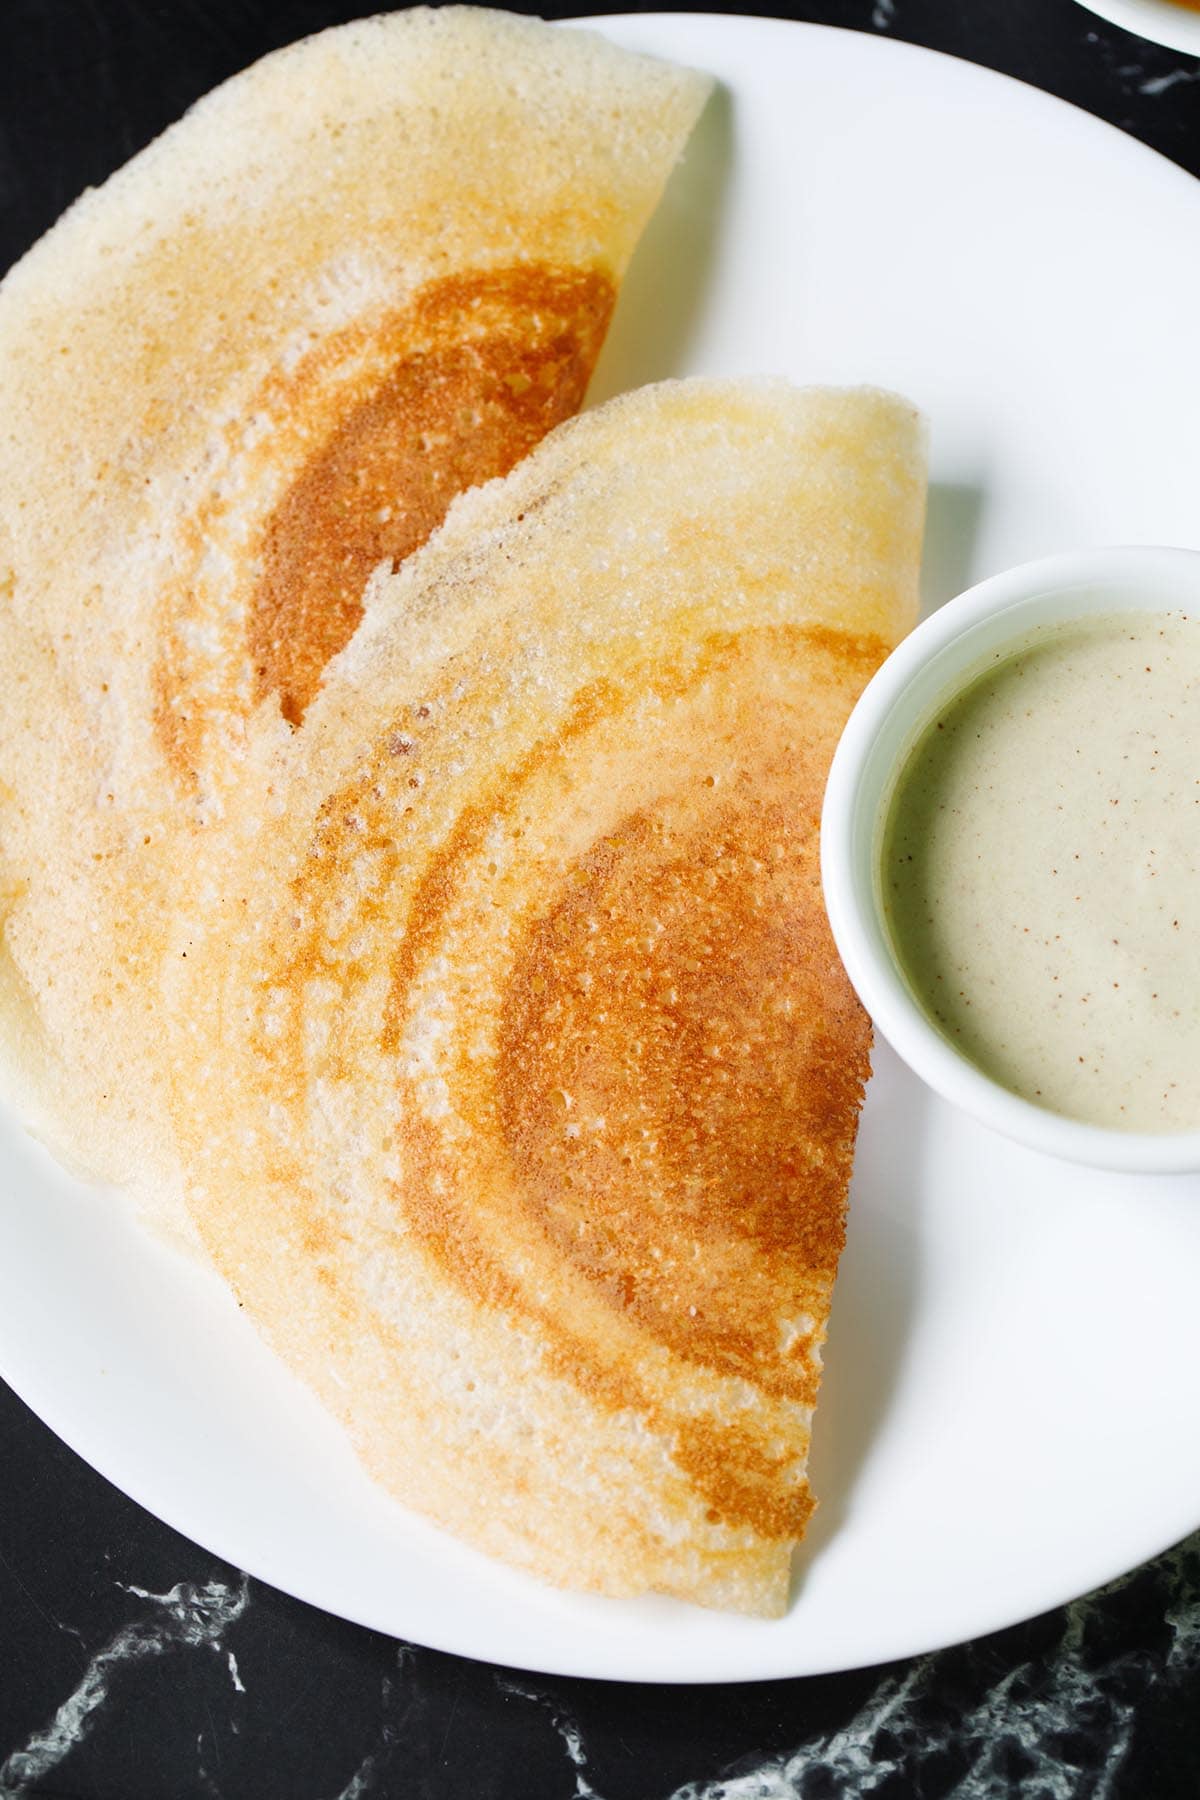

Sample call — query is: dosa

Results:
[165,380,927,1613]
[0,9,709,1197]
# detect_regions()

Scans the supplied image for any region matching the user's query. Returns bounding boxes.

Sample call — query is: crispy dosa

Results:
[0,10,710,1194]
[164,381,927,1614]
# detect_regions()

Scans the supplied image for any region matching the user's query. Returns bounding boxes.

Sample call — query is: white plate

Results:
[1073,0,1200,57]
[3,14,1200,1685]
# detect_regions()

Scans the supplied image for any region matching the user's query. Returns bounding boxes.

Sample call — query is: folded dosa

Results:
[0,9,709,1195]
[165,381,927,1614]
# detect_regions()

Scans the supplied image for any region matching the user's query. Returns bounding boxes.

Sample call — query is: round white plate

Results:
[1072,0,1200,57]
[3,15,1200,1685]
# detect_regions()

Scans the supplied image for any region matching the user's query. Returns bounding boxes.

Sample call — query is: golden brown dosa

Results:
[0,10,710,1202]
[164,380,927,1613]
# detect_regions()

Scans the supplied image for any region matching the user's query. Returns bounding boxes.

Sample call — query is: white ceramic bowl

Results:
[821,545,1200,1174]
[1074,0,1200,56]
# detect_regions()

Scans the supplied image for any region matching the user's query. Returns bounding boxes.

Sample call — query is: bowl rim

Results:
[1071,0,1200,57]
[820,543,1200,1175]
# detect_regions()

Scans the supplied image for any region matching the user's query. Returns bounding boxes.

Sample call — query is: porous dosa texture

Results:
[0,8,709,1201]
[165,381,927,1613]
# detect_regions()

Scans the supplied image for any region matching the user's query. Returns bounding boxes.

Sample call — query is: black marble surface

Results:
[1,3,1199,1796]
